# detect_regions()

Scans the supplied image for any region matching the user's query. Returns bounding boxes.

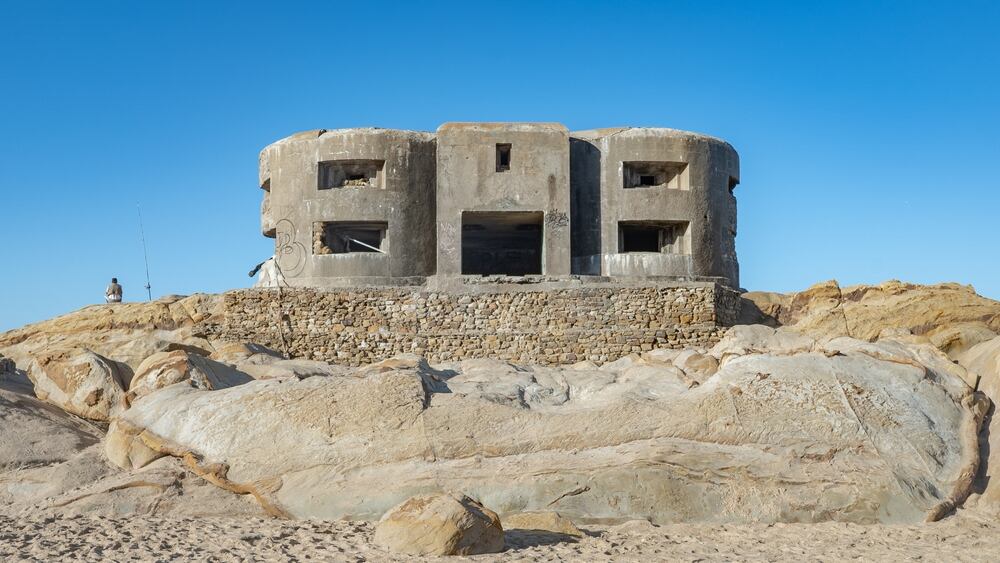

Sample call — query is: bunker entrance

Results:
[462,211,543,275]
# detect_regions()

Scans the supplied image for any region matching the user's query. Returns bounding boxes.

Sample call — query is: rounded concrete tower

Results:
[259,128,436,286]
[569,127,740,287]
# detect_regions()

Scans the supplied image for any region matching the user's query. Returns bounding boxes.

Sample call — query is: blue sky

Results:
[2,1,998,331]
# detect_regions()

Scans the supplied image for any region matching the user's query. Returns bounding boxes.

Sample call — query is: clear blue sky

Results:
[2,1,998,331]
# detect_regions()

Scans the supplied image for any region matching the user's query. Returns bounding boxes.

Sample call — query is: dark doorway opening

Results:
[462,211,543,275]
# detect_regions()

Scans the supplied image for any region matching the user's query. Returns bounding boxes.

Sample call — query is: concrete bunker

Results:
[314,221,388,255]
[461,211,544,275]
[622,161,688,190]
[618,221,689,255]
[260,124,740,287]
[318,159,385,189]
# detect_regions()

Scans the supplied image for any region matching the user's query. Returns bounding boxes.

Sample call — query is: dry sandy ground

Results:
[1,513,998,562]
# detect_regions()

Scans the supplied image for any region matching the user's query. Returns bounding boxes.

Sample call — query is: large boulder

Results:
[129,350,252,400]
[374,493,504,556]
[109,336,985,525]
[26,348,133,421]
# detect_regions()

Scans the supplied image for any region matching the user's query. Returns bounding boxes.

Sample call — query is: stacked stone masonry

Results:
[208,283,741,366]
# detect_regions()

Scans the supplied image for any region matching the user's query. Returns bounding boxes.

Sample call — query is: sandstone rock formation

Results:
[373,493,504,556]
[26,348,133,421]
[955,336,1000,509]
[0,295,221,372]
[742,280,1000,343]
[105,328,985,525]
[129,350,252,401]
[0,386,103,472]
[208,341,282,365]
[0,366,264,519]
[502,511,583,537]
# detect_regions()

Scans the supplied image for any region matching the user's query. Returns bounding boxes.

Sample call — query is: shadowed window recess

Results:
[618,221,689,254]
[318,160,385,189]
[495,144,511,172]
[462,211,543,275]
[622,161,688,190]
[314,222,388,254]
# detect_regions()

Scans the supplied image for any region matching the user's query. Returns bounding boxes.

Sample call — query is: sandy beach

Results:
[3,511,998,562]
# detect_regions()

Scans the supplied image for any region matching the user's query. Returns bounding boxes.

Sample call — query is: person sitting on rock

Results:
[105,277,123,303]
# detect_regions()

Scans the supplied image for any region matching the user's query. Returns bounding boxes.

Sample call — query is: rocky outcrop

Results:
[373,493,504,556]
[0,295,221,372]
[0,387,103,472]
[742,280,1000,343]
[0,345,265,519]
[128,350,252,401]
[26,348,133,421]
[106,329,985,525]
[955,336,1000,509]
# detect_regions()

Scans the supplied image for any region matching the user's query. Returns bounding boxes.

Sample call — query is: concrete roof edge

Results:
[260,128,436,153]
[437,122,569,133]
[571,126,733,146]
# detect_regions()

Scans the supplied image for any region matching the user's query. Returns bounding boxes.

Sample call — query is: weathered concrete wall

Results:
[258,123,741,288]
[208,282,740,366]
[570,128,740,287]
[259,128,437,285]
[435,123,572,276]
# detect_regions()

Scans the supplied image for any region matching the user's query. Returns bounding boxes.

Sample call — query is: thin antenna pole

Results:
[137,204,152,301]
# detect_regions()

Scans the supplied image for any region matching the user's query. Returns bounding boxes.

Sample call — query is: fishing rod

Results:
[137,204,152,301]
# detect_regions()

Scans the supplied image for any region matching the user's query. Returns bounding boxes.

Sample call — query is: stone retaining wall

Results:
[208,283,740,366]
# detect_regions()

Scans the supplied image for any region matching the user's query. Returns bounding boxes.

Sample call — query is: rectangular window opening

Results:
[623,161,688,190]
[496,144,511,172]
[313,221,388,255]
[318,160,385,189]
[618,221,689,254]
[462,211,543,275]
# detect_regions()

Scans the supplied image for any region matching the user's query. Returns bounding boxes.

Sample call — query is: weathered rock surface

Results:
[0,386,103,472]
[502,511,583,537]
[108,329,985,525]
[26,348,133,421]
[0,295,221,372]
[0,362,265,519]
[742,280,1000,342]
[955,336,1000,509]
[374,493,504,556]
[0,354,14,376]
[129,350,252,400]
[236,358,348,381]
[208,341,283,365]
